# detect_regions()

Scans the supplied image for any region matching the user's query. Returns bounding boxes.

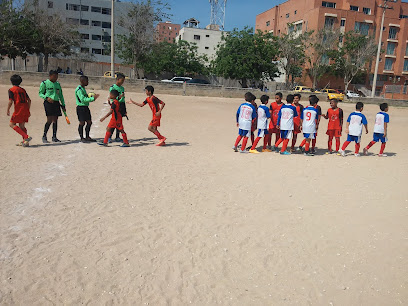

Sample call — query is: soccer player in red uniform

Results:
[128,85,166,146]
[7,75,32,147]
[291,93,304,152]
[267,92,284,149]
[98,90,130,147]
[321,99,343,154]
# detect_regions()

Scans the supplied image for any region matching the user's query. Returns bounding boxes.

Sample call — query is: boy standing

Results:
[249,95,271,153]
[7,75,32,147]
[98,90,130,147]
[311,95,322,154]
[363,103,389,157]
[39,70,66,143]
[109,73,127,142]
[275,94,298,155]
[75,76,100,142]
[321,99,343,154]
[267,92,284,148]
[338,102,368,157]
[299,96,319,156]
[291,93,304,152]
[231,92,257,153]
[128,85,166,146]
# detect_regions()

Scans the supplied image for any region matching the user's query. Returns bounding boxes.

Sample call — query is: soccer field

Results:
[1,84,407,305]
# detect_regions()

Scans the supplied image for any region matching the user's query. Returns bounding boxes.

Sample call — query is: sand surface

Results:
[0,84,407,305]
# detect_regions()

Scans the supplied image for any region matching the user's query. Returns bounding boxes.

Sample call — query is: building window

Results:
[340,19,346,27]
[322,1,336,8]
[102,8,111,15]
[404,59,408,72]
[324,17,335,30]
[266,21,270,26]
[102,49,110,56]
[363,7,371,15]
[92,48,102,55]
[92,35,102,41]
[286,13,290,18]
[288,24,294,33]
[80,19,89,25]
[66,18,79,25]
[339,36,343,43]
[350,5,359,11]
[355,22,370,35]
[91,6,101,13]
[205,46,209,49]
[384,58,393,70]
[81,5,89,11]
[386,42,396,55]
[400,15,408,19]
[102,22,111,28]
[295,10,297,14]
[81,48,89,53]
[48,1,53,8]
[194,35,200,40]
[322,54,329,65]
[81,33,89,40]
[406,44,408,56]
[206,34,210,37]
[92,20,101,27]
[388,27,397,39]
[66,4,80,11]
[102,35,111,42]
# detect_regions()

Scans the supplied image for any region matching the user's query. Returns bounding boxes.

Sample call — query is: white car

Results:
[161,77,192,83]
[346,90,360,98]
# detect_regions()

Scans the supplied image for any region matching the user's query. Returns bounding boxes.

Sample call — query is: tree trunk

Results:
[241,78,248,88]
[312,74,317,90]
[44,53,49,72]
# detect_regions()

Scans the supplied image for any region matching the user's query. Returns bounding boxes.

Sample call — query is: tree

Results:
[140,40,209,77]
[305,28,340,89]
[329,31,377,94]
[116,0,170,78]
[212,27,279,88]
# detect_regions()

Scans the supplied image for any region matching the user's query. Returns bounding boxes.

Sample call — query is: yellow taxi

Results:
[294,86,322,94]
[320,89,344,101]
[103,71,128,78]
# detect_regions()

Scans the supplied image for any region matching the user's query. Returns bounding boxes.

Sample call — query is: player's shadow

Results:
[361,151,397,157]
[162,142,190,147]
[29,139,82,147]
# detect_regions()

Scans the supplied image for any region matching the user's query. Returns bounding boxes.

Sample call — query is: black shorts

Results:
[44,100,62,117]
[76,106,92,122]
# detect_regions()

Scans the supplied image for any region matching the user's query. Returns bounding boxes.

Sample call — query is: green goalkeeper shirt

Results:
[39,79,66,106]
[109,84,125,103]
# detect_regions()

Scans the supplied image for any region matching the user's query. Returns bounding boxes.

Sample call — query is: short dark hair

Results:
[49,70,58,76]
[80,75,88,82]
[294,93,301,99]
[380,103,388,111]
[309,95,319,105]
[356,102,364,110]
[116,72,125,80]
[330,98,338,103]
[110,89,119,98]
[260,95,269,103]
[275,92,283,98]
[245,92,256,102]
[145,85,154,94]
[10,74,22,86]
[286,94,294,103]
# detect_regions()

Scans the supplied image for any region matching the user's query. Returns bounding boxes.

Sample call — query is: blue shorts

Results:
[373,133,387,143]
[280,130,293,139]
[303,133,316,139]
[257,129,269,137]
[239,129,251,137]
[347,135,361,143]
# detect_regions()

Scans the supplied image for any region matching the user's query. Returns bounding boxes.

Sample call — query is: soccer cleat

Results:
[108,138,112,143]
[98,142,108,147]
[24,136,32,143]
[311,148,316,154]
[156,141,166,146]
[158,137,167,145]
[16,141,24,146]
[338,149,345,157]
[262,148,272,152]
[298,146,304,153]
[249,149,260,154]
[290,148,295,153]
[239,150,248,154]
[114,137,122,142]
[378,153,388,157]
[304,152,314,156]
[120,143,130,147]
[52,137,61,142]
[354,153,360,157]
[232,146,238,152]
[363,148,368,156]
[42,136,49,143]
[280,151,291,155]
[80,138,88,143]
[85,137,97,142]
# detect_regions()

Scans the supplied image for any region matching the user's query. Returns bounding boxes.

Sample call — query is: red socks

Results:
[121,132,129,144]
[299,139,306,147]
[312,138,316,149]
[234,135,242,148]
[380,143,386,154]
[153,131,163,140]
[335,137,340,151]
[251,133,255,145]
[263,137,268,150]
[328,136,333,152]
[251,137,261,150]
[281,139,289,152]
[241,137,248,151]
[365,141,376,150]
[13,126,29,139]
[275,138,283,147]
[305,142,310,152]
[342,141,351,151]
[291,135,297,150]
[104,131,112,144]
[275,133,280,145]
[355,143,360,154]
[267,132,272,146]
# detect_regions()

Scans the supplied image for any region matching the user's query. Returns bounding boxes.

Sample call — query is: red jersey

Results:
[143,95,164,118]
[292,103,304,126]
[108,99,124,129]
[270,102,284,127]
[9,86,30,122]
[326,108,343,130]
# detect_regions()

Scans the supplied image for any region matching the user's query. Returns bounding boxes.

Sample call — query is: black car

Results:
[187,79,211,85]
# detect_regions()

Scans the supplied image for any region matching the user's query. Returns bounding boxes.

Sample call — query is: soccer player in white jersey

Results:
[233,92,257,153]
[249,95,271,153]
[275,94,298,155]
[363,103,389,157]
[300,95,319,156]
[338,102,368,157]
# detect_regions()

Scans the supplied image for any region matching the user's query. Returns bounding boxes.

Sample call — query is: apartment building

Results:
[156,21,181,43]
[256,0,408,95]
[26,0,131,63]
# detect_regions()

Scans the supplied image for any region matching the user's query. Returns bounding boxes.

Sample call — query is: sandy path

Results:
[0,84,407,305]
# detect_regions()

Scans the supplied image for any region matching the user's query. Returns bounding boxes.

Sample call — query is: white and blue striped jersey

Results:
[301,106,318,133]
[257,105,271,130]
[373,111,389,134]
[277,104,298,131]
[347,111,367,136]
[236,102,257,130]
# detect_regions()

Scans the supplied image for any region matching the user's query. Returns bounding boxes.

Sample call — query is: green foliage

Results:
[212,27,279,87]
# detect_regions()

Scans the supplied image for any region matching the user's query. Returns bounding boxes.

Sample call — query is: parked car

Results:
[161,77,192,83]
[321,88,344,101]
[346,90,360,98]
[294,86,322,93]
[103,71,128,78]
[187,79,211,84]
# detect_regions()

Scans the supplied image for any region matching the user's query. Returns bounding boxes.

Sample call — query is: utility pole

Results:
[371,0,392,98]
[111,0,115,78]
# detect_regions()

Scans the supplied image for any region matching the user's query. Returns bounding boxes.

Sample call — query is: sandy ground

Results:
[0,83,407,305]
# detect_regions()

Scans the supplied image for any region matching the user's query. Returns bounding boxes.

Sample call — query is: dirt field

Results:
[1,83,407,305]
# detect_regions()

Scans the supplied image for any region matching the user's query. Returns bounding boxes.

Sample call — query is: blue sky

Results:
[165,0,282,31]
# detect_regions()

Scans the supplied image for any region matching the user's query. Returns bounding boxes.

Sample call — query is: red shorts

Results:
[326,129,342,137]
[293,124,301,134]
[150,117,161,127]
[108,118,124,130]
[10,111,30,123]
[270,127,279,133]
